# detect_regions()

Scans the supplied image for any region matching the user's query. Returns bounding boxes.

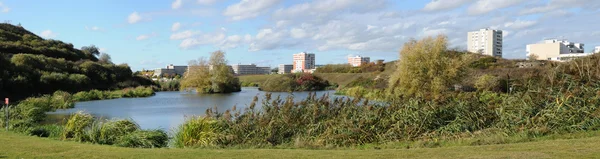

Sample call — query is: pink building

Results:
[293,52,315,73]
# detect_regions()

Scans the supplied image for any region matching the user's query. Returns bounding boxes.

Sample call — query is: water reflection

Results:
[49,87,340,131]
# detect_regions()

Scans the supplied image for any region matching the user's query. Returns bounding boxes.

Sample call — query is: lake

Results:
[49,87,340,131]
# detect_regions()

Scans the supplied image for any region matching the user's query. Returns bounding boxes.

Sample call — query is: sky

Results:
[0,0,599,71]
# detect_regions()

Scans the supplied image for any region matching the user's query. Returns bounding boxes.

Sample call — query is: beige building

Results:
[526,39,591,62]
[278,64,293,74]
[348,56,370,67]
[467,28,503,57]
[231,64,270,75]
[293,52,315,73]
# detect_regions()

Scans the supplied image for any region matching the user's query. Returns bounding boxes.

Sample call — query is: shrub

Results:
[260,73,331,92]
[173,117,220,148]
[28,124,63,138]
[116,130,169,148]
[87,119,140,145]
[62,111,94,142]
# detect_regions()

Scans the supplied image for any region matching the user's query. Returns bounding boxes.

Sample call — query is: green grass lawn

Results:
[2,131,600,159]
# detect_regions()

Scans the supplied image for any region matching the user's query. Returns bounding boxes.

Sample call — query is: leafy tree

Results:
[81,45,100,56]
[99,53,112,64]
[180,51,240,93]
[388,35,470,99]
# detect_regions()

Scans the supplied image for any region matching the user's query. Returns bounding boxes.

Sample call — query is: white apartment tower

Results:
[293,52,315,73]
[467,28,503,58]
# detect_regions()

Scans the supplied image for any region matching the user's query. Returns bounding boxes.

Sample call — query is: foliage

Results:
[180,50,241,94]
[61,111,94,142]
[240,81,259,87]
[157,80,180,91]
[115,130,169,148]
[315,62,385,73]
[388,35,470,99]
[469,57,498,69]
[173,117,220,148]
[259,73,332,92]
[99,53,112,64]
[72,87,154,102]
[474,74,499,91]
[27,124,64,138]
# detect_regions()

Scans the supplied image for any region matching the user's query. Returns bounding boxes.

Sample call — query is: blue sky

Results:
[0,0,599,71]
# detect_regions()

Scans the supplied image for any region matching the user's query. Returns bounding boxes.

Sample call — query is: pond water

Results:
[49,87,340,131]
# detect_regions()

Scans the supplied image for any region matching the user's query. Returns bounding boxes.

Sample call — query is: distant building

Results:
[467,28,503,57]
[348,56,370,67]
[293,52,315,73]
[595,46,600,53]
[526,39,592,62]
[231,64,270,75]
[154,64,188,77]
[278,64,293,74]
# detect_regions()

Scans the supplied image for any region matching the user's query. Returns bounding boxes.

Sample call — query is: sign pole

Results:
[4,98,8,131]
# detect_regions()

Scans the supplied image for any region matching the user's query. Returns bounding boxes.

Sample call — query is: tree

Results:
[81,45,100,56]
[271,67,279,73]
[180,50,240,93]
[99,53,112,64]
[388,35,469,99]
[528,53,539,61]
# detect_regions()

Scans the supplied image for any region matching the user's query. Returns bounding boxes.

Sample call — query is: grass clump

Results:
[116,130,169,148]
[72,86,155,102]
[61,111,94,142]
[173,116,220,148]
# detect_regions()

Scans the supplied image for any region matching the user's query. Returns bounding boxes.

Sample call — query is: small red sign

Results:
[4,98,7,105]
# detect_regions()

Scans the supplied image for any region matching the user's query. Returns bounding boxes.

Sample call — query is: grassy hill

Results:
[3,130,600,158]
[0,23,153,101]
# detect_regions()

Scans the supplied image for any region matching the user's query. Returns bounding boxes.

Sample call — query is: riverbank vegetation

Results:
[259,73,335,92]
[171,35,600,149]
[180,50,241,93]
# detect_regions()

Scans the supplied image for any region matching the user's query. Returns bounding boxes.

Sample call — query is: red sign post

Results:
[4,98,7,105]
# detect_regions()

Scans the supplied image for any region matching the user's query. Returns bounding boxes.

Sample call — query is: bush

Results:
[28,124,63,138]
[87,119,140,145]
[116,130,169,148]
[61,111,94,142]
[260,73,331,92]
[173,117,220,148]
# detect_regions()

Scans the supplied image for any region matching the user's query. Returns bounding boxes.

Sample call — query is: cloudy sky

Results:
[1,0,599,71]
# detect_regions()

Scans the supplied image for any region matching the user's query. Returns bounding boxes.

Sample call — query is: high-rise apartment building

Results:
[293,52,315,73]
[467,28,503,57]
[348,56,370,67]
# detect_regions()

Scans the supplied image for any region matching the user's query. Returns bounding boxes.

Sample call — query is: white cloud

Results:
[223,0,280,21]
[423,0,473,12]
[40,30,57,38]
[520,0,600,15]
[422,27,447,37]
[172,0,183,9]
[170,30,201,40]
[0,2,9,13]
[197,0,217,5]
[290,28,307,39]
[171,22,182,31]
[136,32,157,41]
[99,48,108,53]
[85,26,103,31]
[468,0,526,15]
[128,12,142,24]
[504,20,537,29]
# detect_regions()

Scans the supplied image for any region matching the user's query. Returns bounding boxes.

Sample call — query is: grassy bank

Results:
[3,130,600,158]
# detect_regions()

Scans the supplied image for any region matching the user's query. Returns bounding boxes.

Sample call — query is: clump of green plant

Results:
[27,124,64,138]
[388,35,470,99]
[240,81,259,87]
[72,87,155,102]
[260,73,331,92]
[87,119,140,145]
[61,111,94,142]
[116,130,169,148]
[180,50,241,94]
[173,116,220,148]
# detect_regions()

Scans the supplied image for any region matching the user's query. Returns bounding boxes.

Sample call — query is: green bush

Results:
[173,117,220,148]
[260,73,331,92]
[87,119,140,145]
[62,111,94,142]
[28,124,64,138]
[116,130,169,148]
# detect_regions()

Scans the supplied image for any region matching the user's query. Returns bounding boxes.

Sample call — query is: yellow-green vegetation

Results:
[388,35,469,99]
[173,116,220,148]
[4,130,600,158]
[60,112,168,148]
[168,35,600,149]
[72,86,155,101]
[180,50,241,93]
[259,73,334,92]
